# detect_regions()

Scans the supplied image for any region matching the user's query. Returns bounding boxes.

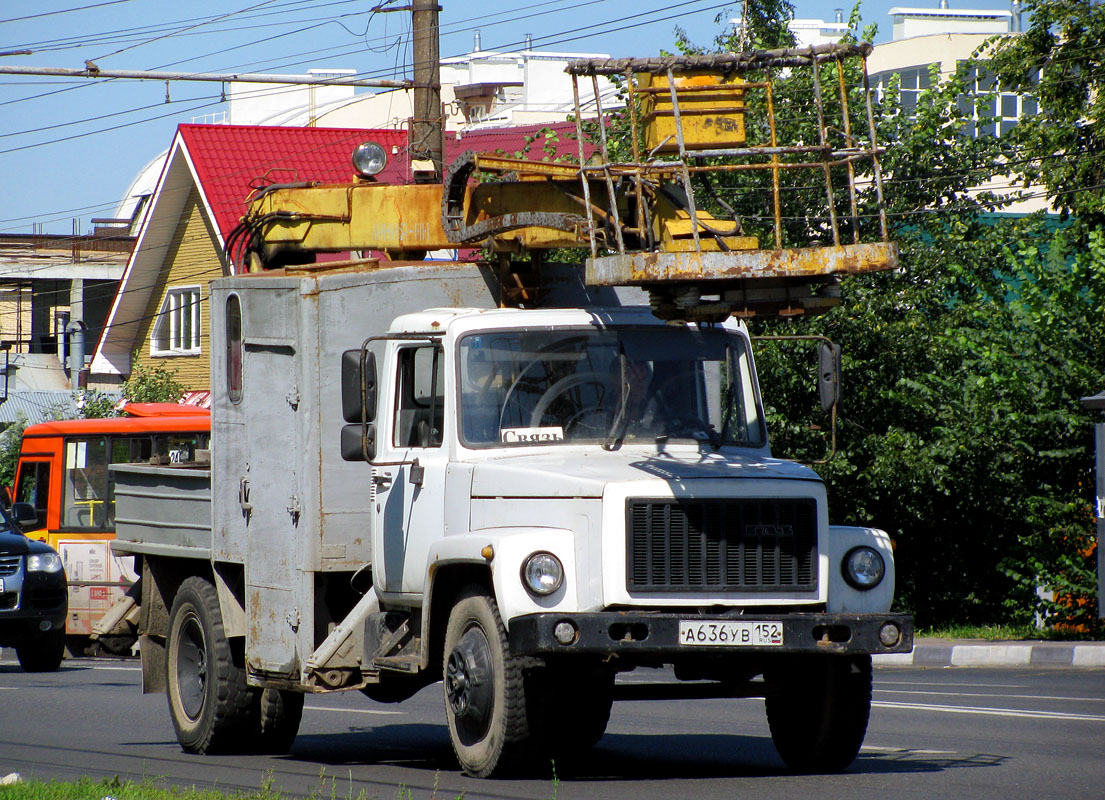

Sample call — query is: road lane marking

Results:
[876,688,1105,703]
[302,707,406,720]
[874,700,1105,722]
[877,681,1027,689]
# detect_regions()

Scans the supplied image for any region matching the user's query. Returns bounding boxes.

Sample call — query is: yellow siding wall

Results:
[132,188,224,392]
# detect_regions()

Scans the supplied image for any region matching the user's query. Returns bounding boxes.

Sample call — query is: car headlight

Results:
[521,552,563,596]
[27,552,63,573]
[841,546,884,590]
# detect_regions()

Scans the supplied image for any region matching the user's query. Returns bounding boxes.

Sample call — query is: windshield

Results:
[458,326,764,448]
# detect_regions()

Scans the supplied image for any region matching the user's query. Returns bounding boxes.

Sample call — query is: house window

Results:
[152,286,201,355]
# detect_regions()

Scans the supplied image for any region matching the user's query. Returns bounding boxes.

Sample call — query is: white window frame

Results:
[151,285,202,356]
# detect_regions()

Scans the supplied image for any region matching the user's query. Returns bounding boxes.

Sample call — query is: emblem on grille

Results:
[746,524,794,537]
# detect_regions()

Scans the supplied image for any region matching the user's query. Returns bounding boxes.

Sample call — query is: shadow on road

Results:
[285,725,1008,781]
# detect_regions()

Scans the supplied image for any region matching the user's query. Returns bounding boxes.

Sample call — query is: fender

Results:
[826,525,896,613]
[419,527,579,664]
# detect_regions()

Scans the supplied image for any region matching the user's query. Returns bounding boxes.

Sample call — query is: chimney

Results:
[835,8,844,24]
[473,30,481,52]
[939,0,949,8]
[1011,0,1022,32]
[525,33,533,50]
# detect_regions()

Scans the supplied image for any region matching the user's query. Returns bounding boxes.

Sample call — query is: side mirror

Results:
[12,502,38,527]
[340,423,377,462]
[818,342,841,413]
[341,349,377,423]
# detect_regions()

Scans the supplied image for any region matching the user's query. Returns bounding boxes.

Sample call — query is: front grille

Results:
[26,588,66,610]
[0,555,20,577]
[627,498,818,592]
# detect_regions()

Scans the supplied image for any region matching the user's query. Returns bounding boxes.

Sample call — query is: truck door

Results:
[242,340,302,675]
[372,343,447,595]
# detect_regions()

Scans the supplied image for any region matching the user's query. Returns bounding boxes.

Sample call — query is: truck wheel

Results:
[764,654,872,773]
[15,629,65,672]
[254,688,304,753]
[166,576,254,754]
[443,587,530,777]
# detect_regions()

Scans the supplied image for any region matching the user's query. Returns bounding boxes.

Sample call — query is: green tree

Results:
[121,359,185,405]
[0,414,28,488]
[670,3,1104,629]
[989,0,1105,225]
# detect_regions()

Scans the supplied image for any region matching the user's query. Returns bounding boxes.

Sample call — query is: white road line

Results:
[303,705,404,716]
[876,688,1105,703]
[877,681,1027,689]
[874,700,1105,722]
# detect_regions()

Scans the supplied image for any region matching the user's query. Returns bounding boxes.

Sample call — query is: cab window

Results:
[393,345,443,448]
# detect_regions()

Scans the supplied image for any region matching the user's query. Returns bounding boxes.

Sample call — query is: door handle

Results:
[372,473,393,490]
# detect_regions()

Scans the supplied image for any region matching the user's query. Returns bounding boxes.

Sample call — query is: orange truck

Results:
[11,403,209,654]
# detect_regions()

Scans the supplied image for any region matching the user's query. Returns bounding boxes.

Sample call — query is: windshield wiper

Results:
[603,351,630,450]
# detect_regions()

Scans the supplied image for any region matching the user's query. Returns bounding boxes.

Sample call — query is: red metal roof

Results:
[178,124,410,246]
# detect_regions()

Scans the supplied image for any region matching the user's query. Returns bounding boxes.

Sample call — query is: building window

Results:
[152,286,201,355]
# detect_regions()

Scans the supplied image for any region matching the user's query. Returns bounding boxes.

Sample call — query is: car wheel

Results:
[15,628,65,672]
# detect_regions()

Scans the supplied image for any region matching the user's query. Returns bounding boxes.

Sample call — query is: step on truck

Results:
[111,44,913,776]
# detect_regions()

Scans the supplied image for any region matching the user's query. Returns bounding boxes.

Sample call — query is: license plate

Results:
[0,578,4,593]
[678,620,784,647]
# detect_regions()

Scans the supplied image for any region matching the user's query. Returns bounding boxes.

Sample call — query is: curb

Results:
[875,639,1105,668]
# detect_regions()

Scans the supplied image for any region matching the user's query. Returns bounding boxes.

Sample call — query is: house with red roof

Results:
[90,121,583,396]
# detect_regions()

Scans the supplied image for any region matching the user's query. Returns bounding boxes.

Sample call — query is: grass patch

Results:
[915,623,1101,641]
[0,772,466,800]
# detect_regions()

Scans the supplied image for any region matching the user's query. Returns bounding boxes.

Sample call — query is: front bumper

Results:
[509,611,913,657]
[0,571,67,646]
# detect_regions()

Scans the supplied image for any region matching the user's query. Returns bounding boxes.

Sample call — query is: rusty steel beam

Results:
[566,43,874,77]
[585,241,899,285]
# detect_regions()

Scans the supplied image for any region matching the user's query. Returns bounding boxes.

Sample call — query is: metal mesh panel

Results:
[627,498,817,592]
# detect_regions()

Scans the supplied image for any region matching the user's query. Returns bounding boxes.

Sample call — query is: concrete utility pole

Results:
[410,0,444,182]
[1081,391,1105,618]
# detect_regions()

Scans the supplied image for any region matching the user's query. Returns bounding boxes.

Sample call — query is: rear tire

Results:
[443,586,531,777]
[764,654,872,773]
[16,629,65,672]
[166,576,255,754]
[254,688,304,754]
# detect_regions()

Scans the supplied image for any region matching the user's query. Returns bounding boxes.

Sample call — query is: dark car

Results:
[0,502,68,671]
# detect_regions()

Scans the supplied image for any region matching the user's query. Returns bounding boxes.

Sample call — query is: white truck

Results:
[112,261,912,777]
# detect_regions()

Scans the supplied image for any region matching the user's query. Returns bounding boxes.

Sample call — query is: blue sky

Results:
[0,0,1018,234]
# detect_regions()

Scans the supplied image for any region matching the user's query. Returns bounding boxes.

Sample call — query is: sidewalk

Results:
[875,638,1105,668]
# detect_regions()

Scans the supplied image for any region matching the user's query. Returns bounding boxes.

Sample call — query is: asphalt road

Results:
[1,653,1102,800]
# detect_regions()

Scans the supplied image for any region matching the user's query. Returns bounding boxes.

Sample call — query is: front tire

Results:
[16,629,65,672]
[764,654,872,773]
[166,576,255,754]
[443,587,531,777]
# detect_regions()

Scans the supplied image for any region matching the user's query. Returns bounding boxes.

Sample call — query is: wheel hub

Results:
[445,627,493,737]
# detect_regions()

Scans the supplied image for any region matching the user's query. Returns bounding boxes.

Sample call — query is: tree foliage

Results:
[667,2,1104,629]
[989,0,1105,225]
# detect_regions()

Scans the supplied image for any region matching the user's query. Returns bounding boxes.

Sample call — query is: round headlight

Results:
[521,552,563,596]
[842,546,885,590]
[27,552,63,573]
[352,141,387,178]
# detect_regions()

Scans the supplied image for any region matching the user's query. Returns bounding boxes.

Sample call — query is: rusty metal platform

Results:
[586,241,899,285]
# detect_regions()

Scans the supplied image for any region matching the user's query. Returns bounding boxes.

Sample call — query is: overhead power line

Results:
[0,64,412,89]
